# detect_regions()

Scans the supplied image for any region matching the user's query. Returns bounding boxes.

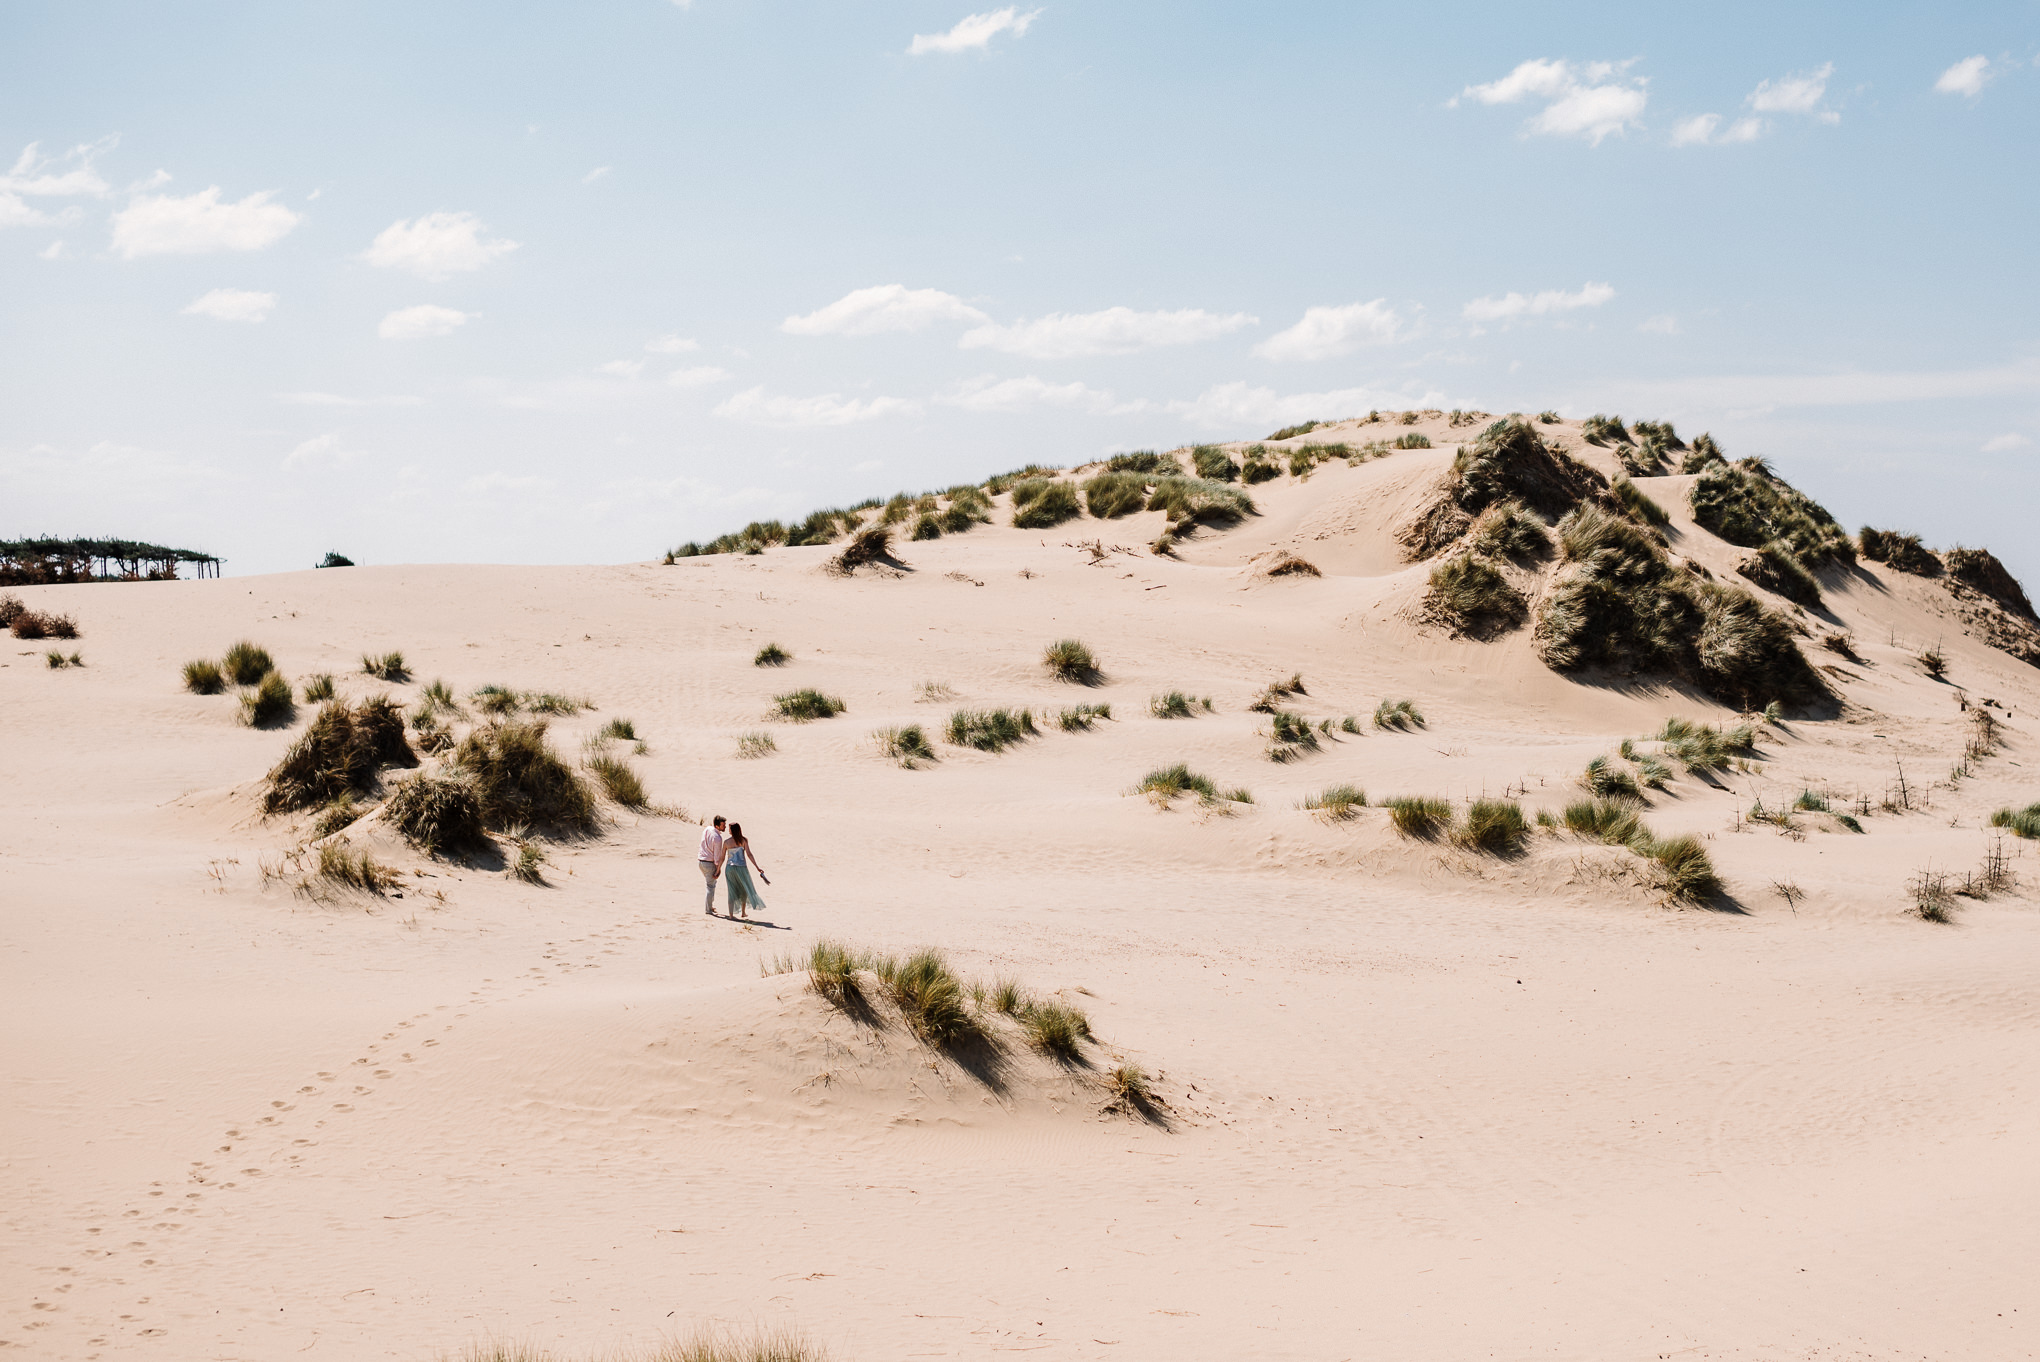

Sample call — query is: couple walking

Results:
[697,815,769,919]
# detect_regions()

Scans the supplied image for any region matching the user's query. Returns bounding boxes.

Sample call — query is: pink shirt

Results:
[698,827,724,863]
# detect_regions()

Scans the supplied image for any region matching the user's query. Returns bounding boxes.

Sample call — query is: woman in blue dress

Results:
[717,821,769,919]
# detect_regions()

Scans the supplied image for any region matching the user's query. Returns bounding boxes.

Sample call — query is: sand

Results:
[4,414,2038,1360]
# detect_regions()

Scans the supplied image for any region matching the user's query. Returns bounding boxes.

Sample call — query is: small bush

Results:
[947,707,1036,751]
[8,611,47,639]
[1303,783,1367,820]
[1466,500,1551,559]
[0,594,21,626]
[776,688,845,721]
[831,525,896,572]
[1455,799,1528,855]
[1581,755,1641,801]
[887,951,985,1049]
[361,651,407,681]
[1146,477,1255,528]
[586,753,648,807]
[223,640,274,686]
[1193,445,1238,481]
[1385,795,1451,839]
[1563,798,1650,848]
[1022,1000,1093,1063]
[1610,477,1669,527]
[754,643,790,667]
[1425,555,1525,635]
[875,724,937,767]
[736,730,776,759]
[1105,1064,1157,1112]
[1647,836,1721,904]
[239,670,295,727]
[1374,698,1424,730]
[1011,479,1082,529]
[301,673,336,702]
[384,770,487,854]
[1989,803,2040,839]
[454,720,598,833]
[1043,637,1099,684]
[1134,763,1220,805]
[183,659,225,694]
[1919,647,1948,680]
[1150,690,1197,719]
[1083,471,1151,519]
[1393,432,1432,450]
[1057,703,1111,731]
[472,684,521,716]
[1655,716,1757,772]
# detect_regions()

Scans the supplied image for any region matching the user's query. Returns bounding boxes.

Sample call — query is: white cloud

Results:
[1254,300,1402,361]
[1169,381,1439,432]
[783,284,988,336]
[583,166,612,184]
[1671,113,1764,146]
[940,374,1126,413]
[276,391,425,407]
[1638,313,1680,335]
[109,187,301,258]
[182,287,276,323]
[960,306,1256,359]
[2,138,116,198]
[363,211,517,280]
[38,240,65,259]
[378,304,468,340]
[1457,59,1647,145]
[282,433,358,469]
[1982,432,2030,452]
[647,334,699,353]
[0,193,60,228]
[1936,56,1992,97]
[667,365,732,387]
[1749,63,1838,122]
[909,7,1040,55]
[1463,281,1616,323]
[713,386,919,427]
[598,359,644,379]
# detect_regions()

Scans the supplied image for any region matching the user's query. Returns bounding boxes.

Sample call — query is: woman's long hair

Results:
[727,821,746,846]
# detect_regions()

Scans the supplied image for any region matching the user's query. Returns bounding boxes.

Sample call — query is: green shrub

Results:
[586,753,648,807]
[183,659,225,694]
[302,673,336,702]
[1425,555,1525,635]
[1646,835,1720,904]
[1990,803,2040,839]
[239,670,295,728]
[1106,450,1180,475]
[875,724,937,767]
[910,513,943,540]
[1690,462,1853,567]
[1083,471,1152,519]
[1022,1000,1093,1062]
[1466,500,1551,559]
[453,719,598,833]
[1012,479,1081,528]
[1737,541,1823,608]
[383,770,487,854]
[1057,703,1112,731]
[1149,691,1196,719]
[946,707,1036,751]
[1581,755,1640,800]
[1303,783,1367,819]
[1134,762,1220,804]
[360,651,407,681]
[1192,445,1239,481]
[754,643,790,667]
[1455,799,1528,855]
[887,950,986,1048]
[1043,637,1098,683]
[775,688,845,721]
[1385,795,1451,839]
[223,640,273,686]
[1562,797,1650,848]
[1146,477,1255,527]
[1374,698,1424,730]
[1393,432,1432,449]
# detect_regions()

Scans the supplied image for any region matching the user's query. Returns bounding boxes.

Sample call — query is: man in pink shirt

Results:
[697,816,727,914]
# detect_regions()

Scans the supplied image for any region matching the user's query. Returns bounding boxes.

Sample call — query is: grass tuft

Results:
[887,950,987,1049]
[1011,479,1082,529]
[302,673,336,703]
[1373,698,1424,731]
[1133,762,1221,805]
[1057,703,1112,731]
[223,640,274,686]
[1454,799,1529,855]
[1384,795,1452,839]
[183,659,226,694]
[1646,836,1721,904]
[754,643,790,667]
[1022,1000,1093,1063]
[314,842,399,895]
[946,707,1036,751]
[1425,554,1525,635]
[239,670,296,728]
[1303,783,1367,820]
[736,730,776,759]
[1610,477,1669,527]
[1562,798,1650,848]
[585,753,648,808]
[1149,690,1197,719]
[360,651,408,682]
[509,842,547,884]
[1581,755,1641,801]
[1043,637,1099,684]
[1989,803,2040,839]
[874,723,938,767]
[775,688,845,721]
[454,720,598,833]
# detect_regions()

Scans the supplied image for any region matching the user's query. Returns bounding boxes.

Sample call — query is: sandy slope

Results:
[5,418,2040,1361]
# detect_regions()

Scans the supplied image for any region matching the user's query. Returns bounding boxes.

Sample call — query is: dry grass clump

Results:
[1858,527,1941,576]
[527,692,587,715]
[302,673,336,702]
[183,659,226,694]
[314,842,399,895]
[874,723,937,767]
[1385,795,1451,839]
[9,609,79,639]
[311,792,365,839]
[1104,1064,1158,1115]
[1263,553,1321,577]
[1268,420,1325,441]
[1563,797,1650,848]
[1374,698,1424,730]
[1944,546,2034,617]
[442,1327,829,1362]
[1466,499,1551,560]
[1011,479,1082,528]
[736,730,776,759]
[360,650,408,681]
[1082,471,1151,519]
[239,670,296,728]
[1990,803,2040,839]
[1424,554,1526,636]
[1646,836,1721,904]
[0,593,21,627]
[383,770,487,854]
[1042,637,1100,684]
[471,684,521,716]
[454,720,598,833]
[1193,445,1239,481]
[1133,762,1223,805]
[1303,783,1367,820]
[754,642,790,667]
[1022,999,1093,1063]
[885,950,988,1048]
[1655,717,1756,772]
[263,697,417,812]
[220,640,272,685]
[947,707,1036,751]
[828,526,896,573]
[1150,690,1210,719]
[1058,702,1112,731]
[1248,672,1307,712]
[1582,414,1631,446]
[509,841,547,884]
[1918,646,1948,680]
[1147,477,1254,528]
[1581,755,1641,800]
[45,649,82,668]
[1454,799,1528,855]
[775,688,845,721]
[585,753,648,808]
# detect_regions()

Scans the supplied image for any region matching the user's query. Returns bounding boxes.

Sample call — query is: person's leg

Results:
[727,865,744,916]
[699,862,717,914]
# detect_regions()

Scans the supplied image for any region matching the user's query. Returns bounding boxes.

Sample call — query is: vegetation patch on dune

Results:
[947,707,1036,751]
[1042,637,1100,684]
[263,697,417,814]
[1400,419,1607,561]
[1012,479,1082,529]
[1859,526,1940,576]
[453,720,598,834]
[1423,553,1527,637]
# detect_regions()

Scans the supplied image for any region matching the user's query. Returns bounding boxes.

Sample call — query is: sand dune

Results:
[5,413,2038,1360]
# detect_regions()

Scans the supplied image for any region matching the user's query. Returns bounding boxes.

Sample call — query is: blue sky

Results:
[4,1,2037,583]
